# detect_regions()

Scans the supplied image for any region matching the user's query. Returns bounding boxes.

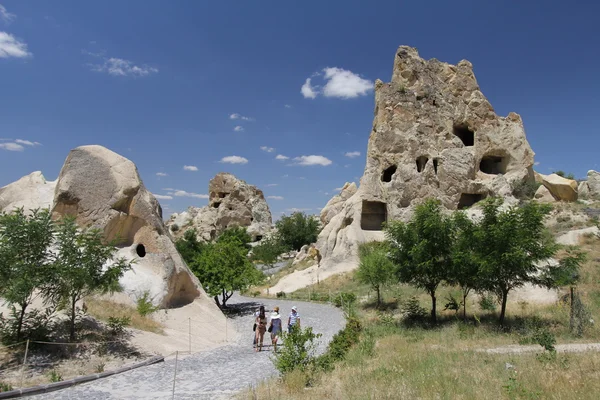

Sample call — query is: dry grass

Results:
[85,298,164,334]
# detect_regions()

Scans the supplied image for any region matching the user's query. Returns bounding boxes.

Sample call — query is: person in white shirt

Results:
[287,306,300,333]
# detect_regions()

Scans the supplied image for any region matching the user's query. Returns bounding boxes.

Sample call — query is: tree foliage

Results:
[275,212,320,251]
[356,242,395,307]
[251,235,285,269]
[385,200,454,323]
[175,229,206,266]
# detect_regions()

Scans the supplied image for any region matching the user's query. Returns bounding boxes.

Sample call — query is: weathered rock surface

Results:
[1,146,218,311]
[0,171,56,213]
[167,173,272,242]
[292,244,322,268]
[534,184,557,202]
[578,170,600,199]
[312,45,536,271]
[320,182,357,225]
[535,172,578,202]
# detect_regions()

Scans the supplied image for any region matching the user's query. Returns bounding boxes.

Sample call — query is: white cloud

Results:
[322,67,374,99]
[156,172,168,177]
[275,154,289,160]
[344,151,361,158]
[89,56,158,77]
[282,174,289,178]
[534,161,540,166]
[173,190,209,199]
[0,142,24,151]
[293,155,332,166]
[301,78,318,99]
[260,146,275,153]
[300,67,373,99]
[0,32,31,58]
[285,104,292,108]
[15,139,41,146]
[183,165,198,171]
[229,113,254,121]
[0,5,16,24]
[267,196,284,200]
[154,194,173,200]
[233,125,244,132]
[286,208,311,213]
[220,155,248,164]
[265,183,278,187]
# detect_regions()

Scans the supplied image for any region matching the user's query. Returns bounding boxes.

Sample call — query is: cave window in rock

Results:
[433,158,439,175]
[255,235,263,242]
[416,156,429,173]
[382,165,397,183]
[453,124,474,147]
[136,244,146,258]
[219,192,227,199]
[479,155,507,175]
[213,202,221,209]
[457,193,485,209]
[361,201,387,231]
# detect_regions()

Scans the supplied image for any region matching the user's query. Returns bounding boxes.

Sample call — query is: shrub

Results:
[170,223,179,232]
[0,382,13,392]
[400,296,427,320]
[333,292,357,308]
[136,291,159,317]
[276,291,286,299]
[0,306,54,345]
[275,212,320,251]
[512,180,541,200]
[48,370,63,383]
[272,325,321,375]
[107,316,130,338]
[95,363,105,373]
[315,317,362,372]
[478,294,497,312]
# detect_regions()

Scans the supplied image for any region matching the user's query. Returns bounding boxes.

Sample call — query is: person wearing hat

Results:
[287,306,300,333]
[269,306,282,352]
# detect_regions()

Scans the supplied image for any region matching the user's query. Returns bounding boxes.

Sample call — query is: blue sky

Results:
[1,1,599,219]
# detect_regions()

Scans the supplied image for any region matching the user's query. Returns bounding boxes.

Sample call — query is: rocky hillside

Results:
[166,172,272,242]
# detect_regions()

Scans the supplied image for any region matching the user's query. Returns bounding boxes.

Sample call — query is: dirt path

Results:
[478,342,600,354]
[30,293,345,400]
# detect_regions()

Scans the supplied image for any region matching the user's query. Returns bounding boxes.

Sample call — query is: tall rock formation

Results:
[167,172,272,242]
[318,45,535,270]
[1,145,216,310]
[578,170,600,200]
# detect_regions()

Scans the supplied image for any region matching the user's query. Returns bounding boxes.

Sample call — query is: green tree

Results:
[275,212,320,251]
[0,208,54,340]
[216,226,251,249]
[175,229,205,268]
[356,242,395,307]
[250,235,285,269]
[449,212,481,320]
[192,234,262,308]
[46,217,132,341]
[385,199,454,323]
[475,198,557,325]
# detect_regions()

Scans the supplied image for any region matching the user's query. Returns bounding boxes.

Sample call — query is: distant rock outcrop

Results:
[315,45,536,270]
[578,170,600,200]
[0,145,217,310]
[535,172,578,202]
[167,173,272,242]
[320,182,357,226]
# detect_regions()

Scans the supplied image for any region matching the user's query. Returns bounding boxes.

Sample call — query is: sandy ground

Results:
[268,260,359,294]
[556,226,599,245]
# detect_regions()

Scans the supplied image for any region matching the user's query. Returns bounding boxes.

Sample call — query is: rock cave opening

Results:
[382,165,397,182]
[255,235,263,242]
[433,158,439,174]
[416,156,429,173]
[453,124,475,147]
[361,201,387,231]
[213,202,221,208]
[136,243,146,258]
[479,155,507,175]
[457,193,485,209]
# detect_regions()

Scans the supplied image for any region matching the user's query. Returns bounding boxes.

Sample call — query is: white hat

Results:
[291,306,297,311]
[271,311,281,319]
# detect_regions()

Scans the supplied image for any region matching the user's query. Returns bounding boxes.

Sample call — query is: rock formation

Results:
[316,45,536,271]
[320,182,357,225]
[1,145,215,310]
[534,172,578,202]
[578,170,600,200]
[167,172,272,242]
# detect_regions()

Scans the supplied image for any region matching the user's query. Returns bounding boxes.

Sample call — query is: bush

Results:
[275,212,320,251]
[333,292,357,308]
[0,306,54,345]
[273,325,321,375]
[276,291,286,299]
[136,291,159,317]
[400,296,427,320]
[0,382,13,392]
[478,294,497,312]
[48,370,63,383]
[170,223,179,232]
[107,316,130,338]
[511,179,541,200]
[315,317,362,372]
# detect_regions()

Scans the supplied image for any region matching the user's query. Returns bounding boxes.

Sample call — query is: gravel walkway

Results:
[30,294,345,400]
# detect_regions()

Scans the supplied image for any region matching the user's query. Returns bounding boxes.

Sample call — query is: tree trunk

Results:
[376,286,381,308]
[570,286,575,332]
[213,295,222,308]
[70,298,77,342]
[499,289,509,326]
[463,292,468,321]
[16,303,27,341]
[430,291,437,324]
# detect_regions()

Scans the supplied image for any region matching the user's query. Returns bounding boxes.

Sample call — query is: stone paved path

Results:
[31,294,345,400]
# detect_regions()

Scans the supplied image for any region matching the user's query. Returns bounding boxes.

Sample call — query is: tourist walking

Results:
[269,306,282,352]
[287,306,300,333]
[252,306,260,348]
[255,305,268,352]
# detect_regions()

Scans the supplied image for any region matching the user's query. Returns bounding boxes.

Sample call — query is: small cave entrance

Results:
[457,193,485,209]
[433,158,439,175]
[136,243,146,258]
[382,165,397,183]
[361,201,387,231]
[255,235,263,242]
[453,123,475,147]
[212,202,221,209]
[416,156,429,173]
[479,155,507,175]
[218,192,227,199]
